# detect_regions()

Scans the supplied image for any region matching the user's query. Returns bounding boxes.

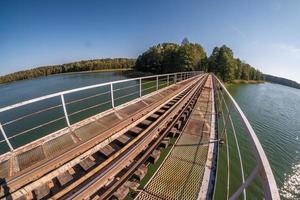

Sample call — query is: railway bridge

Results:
[0,72,280,199]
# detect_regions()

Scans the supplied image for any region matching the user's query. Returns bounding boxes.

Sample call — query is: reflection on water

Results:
[280,164,300,199]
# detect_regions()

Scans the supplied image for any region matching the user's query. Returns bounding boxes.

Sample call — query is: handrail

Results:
[0,71,202,153]
[213,74,280,199]
[0,72,196,113]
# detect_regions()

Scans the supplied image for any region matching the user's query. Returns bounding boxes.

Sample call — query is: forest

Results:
[135,39,263,82]
[0,58,135,84]
[1,39,263,84]
[264,74,300,89]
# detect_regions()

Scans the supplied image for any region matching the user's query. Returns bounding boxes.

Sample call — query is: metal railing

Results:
[0,71,201,155]
[212,74,280,199]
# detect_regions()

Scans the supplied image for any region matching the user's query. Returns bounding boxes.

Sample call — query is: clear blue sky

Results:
[1,0,299,82]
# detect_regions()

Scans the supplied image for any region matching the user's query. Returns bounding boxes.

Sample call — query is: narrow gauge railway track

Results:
[1,74,207,200]
[91,75,209,200]
[60,75,208,200]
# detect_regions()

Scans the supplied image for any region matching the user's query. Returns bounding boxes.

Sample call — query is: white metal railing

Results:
[0,71,202,154]
[212,74,280,199]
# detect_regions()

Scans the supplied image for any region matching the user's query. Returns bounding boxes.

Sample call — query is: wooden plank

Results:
[116,135,130,145]
[99,145,115,157]
[33,184,50,199]
[57,171,73,187]
[79,157,96,171]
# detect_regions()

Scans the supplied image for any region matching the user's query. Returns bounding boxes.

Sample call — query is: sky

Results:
[0,0,299,82]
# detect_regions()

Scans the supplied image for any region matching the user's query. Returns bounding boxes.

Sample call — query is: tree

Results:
[207,45,263,82]
[135,41,207,73]
[181,37,190,45]
[0,58,136,84]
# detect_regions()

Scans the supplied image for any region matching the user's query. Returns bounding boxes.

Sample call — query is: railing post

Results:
[174,74,177,84]
[0,122,14,151]
[139,78,142,97]
[110,83,115,109]
[167,75,169,86]
[156,76,159,91]
[61,94,71,127]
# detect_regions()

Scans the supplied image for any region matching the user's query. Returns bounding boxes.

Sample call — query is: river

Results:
[227,83,300,199]
[0,72,299,198]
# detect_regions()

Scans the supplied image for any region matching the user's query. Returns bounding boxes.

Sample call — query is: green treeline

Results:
[264,74,300,89]
[0,58,135,84]
[206,45,263,82]
[135,41,207,73]
[1,39,263,84]
[135,39,263,82]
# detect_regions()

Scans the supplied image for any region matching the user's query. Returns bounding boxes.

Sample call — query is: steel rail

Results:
[159,82,168,87]
[66,91,111,105]
[142,85,157,92]
[67,74,208,200]
[68,100,112,117]
[213,75,280,199]
[48,75,206,200]
[2,74,203,199]
[2,91,110,127]
[113,83,140,92]
[0,72,199,151]
[2,104,63,126]
[102,75,208,200]
[113,90,140,101]
[141,80,157,86]
[6,116,66,141]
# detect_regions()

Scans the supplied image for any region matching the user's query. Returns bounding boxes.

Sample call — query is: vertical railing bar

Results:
[110,83,115,109]
[61,94,71,127]
[167,75,169,86]
[156,76,159,91]
[139,78,142,97]
[220,84,246,200]
[0,122,14,151]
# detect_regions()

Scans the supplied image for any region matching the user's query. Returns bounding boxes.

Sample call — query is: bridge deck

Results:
[136,76,213,200]
[0,75,202,199]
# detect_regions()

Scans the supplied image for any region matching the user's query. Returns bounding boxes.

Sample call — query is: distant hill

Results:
[0,58,136,84]
[264,74,300,89]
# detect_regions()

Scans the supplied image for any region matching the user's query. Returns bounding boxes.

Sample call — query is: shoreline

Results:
[0,68,134,86]
[48,68,133,76]
[231,79,265,84]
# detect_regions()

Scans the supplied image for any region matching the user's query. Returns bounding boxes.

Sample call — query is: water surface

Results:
[228,82,300,199]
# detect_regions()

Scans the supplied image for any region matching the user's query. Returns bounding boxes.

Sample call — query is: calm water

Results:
[0,71,165,153]
[0,71,132,152]
[0,71,128,107]
[228,83,300,199]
